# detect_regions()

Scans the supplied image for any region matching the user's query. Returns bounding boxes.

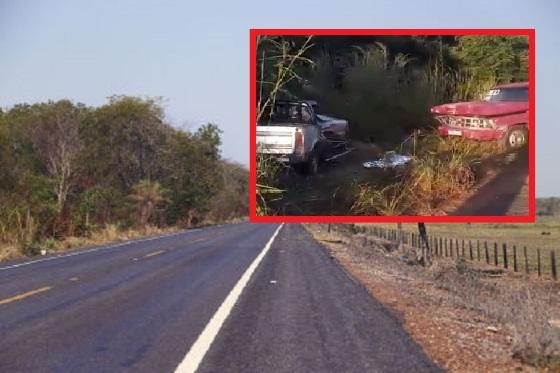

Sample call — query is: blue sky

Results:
[0,0,558,196]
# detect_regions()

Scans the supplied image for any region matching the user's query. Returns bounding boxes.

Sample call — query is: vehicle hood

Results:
[430,101,528,117]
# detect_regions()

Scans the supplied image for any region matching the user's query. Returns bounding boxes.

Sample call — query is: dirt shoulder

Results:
[304,224,560,372]
[448,149,529,216]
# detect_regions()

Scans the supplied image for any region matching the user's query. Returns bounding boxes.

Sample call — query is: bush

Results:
[352,132,497,215]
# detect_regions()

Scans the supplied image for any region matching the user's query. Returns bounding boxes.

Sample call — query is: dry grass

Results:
[256,154,286,216]
[0,243,20,262]
[352,132,500,216]
[369,217,560,274]
[0,224,179,262]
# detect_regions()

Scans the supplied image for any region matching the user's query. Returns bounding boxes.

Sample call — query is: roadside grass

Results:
[256,154,286,216]
[352,132,501,215]
[362,216,560,276]
[0,224,180,262]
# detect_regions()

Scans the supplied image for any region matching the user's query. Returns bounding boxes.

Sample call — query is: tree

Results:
[30,100,85,218]
[454,35,528,83]
[128,180,166,227]
[83,96,167,193]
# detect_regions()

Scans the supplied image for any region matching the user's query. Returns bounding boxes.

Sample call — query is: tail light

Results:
[294,129,304,154]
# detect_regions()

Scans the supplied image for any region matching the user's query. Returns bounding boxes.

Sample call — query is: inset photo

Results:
[250,29,535,222]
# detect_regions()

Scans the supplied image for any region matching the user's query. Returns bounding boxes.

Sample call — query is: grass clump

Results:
[352,131,499,215]
[256,154,286,216]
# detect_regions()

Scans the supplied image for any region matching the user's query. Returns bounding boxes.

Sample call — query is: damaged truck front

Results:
[432,82,529,151]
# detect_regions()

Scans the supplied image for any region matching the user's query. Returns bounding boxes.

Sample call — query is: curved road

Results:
[0,223,440,373]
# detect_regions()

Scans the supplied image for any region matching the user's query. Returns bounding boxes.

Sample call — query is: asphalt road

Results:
[0,223,441,373]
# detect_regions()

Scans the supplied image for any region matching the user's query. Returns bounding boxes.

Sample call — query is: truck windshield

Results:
[483,87,528,102]
[268,103,313,124]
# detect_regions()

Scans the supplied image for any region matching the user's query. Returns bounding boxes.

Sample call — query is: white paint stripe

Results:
[174,223,284,373]
[0,229,200,272]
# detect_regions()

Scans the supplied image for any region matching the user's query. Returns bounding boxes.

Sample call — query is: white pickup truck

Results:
[256,100,348,175]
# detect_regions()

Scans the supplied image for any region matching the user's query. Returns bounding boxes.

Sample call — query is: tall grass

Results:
[303,43,498,144]
[256,154,285,216]
[352,132,499,215]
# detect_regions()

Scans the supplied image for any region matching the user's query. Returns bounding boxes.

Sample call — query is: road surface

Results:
[0,223,441,372]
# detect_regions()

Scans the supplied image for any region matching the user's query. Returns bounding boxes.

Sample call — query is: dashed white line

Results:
[174,223,284,373]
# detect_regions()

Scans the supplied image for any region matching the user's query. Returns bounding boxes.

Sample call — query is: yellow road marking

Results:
[144,250,165,258]
[191,238,205,243]
[0,286,52,306]
[69,277,79,282]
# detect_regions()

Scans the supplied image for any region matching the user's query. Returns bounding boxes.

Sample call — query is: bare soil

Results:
[305,224,560,372]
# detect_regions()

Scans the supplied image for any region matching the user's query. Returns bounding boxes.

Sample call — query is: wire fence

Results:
[351,225,558,281]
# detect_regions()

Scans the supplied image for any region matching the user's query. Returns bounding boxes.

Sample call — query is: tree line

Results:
[0,96,247,254]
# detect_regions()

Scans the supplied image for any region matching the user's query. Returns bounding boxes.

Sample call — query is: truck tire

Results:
[293,152,318,176]
[503,125,528,151]
[305,151,319,175]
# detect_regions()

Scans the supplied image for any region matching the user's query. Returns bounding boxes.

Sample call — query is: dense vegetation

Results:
[258,34,528,143]
[0,96,247,257]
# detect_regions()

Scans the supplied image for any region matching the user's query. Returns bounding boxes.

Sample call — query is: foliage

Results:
[453,35,529,84]
[0,96,247,257]
[256,155,285,216]
[352,132,497,215]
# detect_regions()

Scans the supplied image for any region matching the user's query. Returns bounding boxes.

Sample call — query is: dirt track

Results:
[450,150,529,216]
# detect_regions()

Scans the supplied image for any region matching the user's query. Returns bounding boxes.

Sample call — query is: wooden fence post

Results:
[429,236,433,253]
[485,241,489,264]
[494,243,499,266]
[444,238,448,257]
[551,250,557,281]
[455,239,459,257]
[462,239,465,257]
[513,245,518,272]
[477,240,480,261]
[469,240,473,261]
[503,243,508,269]
[524,246,529,274]
[537,248,541,277]
[450,239,453,257]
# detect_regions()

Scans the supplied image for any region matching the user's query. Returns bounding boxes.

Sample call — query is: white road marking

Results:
[0,229,200,272]
[174,223,284,373]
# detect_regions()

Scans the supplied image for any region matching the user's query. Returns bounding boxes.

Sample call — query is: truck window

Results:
[483,87,528,102]
[269,103,313,124]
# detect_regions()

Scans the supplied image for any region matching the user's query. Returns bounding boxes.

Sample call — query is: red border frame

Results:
[249,28,536,223]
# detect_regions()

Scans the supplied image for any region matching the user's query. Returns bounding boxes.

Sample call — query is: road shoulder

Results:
[304,224,537,373]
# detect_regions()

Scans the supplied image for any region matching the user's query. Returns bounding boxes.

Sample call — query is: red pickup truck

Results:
[431,82,529,150]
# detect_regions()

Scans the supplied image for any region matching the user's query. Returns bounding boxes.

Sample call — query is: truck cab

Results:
[256,101,325,174]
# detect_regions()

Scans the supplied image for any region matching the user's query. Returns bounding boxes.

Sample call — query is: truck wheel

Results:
[504,126,528,151]
[305,152,319,175]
